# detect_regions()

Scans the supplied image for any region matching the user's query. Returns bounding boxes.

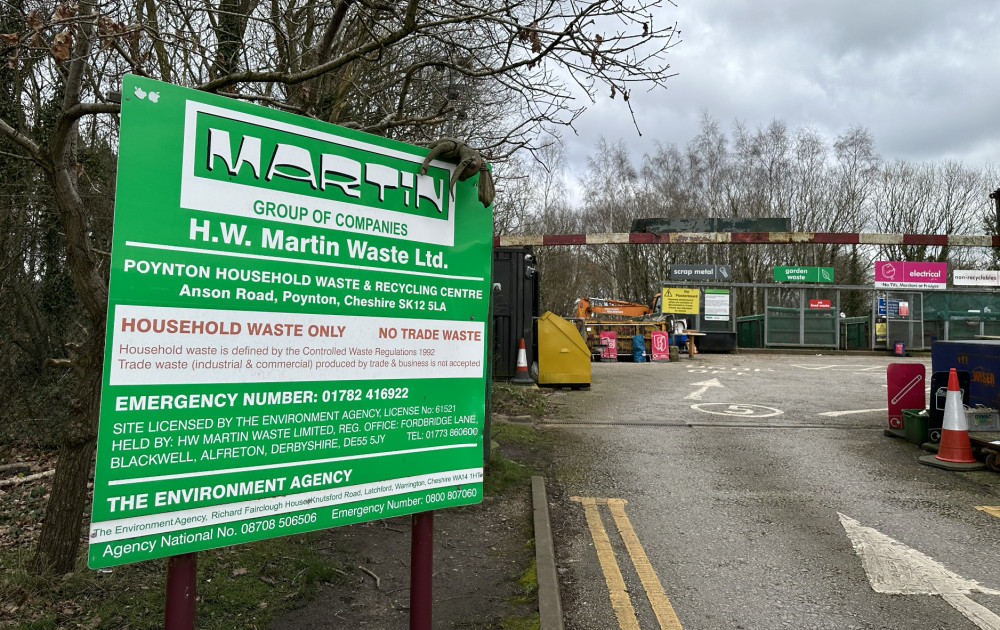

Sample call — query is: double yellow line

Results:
[571,497,683,630]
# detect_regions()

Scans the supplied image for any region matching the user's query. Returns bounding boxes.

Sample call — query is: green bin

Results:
[903,409,929,445]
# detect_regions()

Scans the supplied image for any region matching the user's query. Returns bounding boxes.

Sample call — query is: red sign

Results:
[651,331,670,361]
[599,331,617,361]
[809,299,831,309]
[887,363,926,429]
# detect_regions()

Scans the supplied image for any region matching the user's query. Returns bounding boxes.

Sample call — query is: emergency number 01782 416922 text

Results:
[320,387,409,402]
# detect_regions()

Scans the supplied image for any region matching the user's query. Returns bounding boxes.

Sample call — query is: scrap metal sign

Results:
[670,264,732,281]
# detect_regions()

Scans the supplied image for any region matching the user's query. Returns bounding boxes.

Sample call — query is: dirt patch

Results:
[271,424,545,630]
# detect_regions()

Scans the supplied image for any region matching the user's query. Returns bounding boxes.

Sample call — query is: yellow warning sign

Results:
[660,288,700,314]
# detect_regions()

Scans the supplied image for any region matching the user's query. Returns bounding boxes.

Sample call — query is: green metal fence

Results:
[737,315,764,348]
[923,292,1000,343]
[765,306,838,347]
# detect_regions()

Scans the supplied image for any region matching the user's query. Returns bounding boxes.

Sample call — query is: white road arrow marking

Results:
[684,378,723,400]
[817,408,888,417]
[839,513,1000,629]
[790,364,887,373]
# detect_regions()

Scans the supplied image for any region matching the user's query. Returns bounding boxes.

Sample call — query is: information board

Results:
[88,77,491,568]
[660,288,700,315]
[704,289,730,321]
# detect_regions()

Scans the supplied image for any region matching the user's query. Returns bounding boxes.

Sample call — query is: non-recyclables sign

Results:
[954,270,1000,287]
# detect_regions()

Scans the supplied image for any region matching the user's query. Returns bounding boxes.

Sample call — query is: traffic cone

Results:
[511,338,534,385]
[936,368,976,464]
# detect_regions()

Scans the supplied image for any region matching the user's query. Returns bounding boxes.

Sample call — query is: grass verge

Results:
[491,383,548,418]
[0,532,344,630]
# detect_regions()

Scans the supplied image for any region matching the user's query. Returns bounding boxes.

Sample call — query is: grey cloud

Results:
[562,0,1000,178]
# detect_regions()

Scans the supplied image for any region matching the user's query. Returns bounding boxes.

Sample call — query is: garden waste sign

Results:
[88,77,491,568]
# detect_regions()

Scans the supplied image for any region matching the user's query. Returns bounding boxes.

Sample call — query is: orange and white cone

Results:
[936,368,976,463]
[511,338,534,385]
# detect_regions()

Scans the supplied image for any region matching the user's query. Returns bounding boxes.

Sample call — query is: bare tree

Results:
[580,138,661,302]
[872,160,942,260]
[0,0,680,573]
[831,125,881,314]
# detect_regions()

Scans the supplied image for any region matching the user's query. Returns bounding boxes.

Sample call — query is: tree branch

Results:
[0,117,47,167]
[63,102,121,124]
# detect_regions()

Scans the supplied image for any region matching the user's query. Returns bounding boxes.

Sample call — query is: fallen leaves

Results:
[0,448,58,549]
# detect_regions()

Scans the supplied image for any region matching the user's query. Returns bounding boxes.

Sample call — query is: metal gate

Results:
[884,292,924,351]
[763,286,840,348]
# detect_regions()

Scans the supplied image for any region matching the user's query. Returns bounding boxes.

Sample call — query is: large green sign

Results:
[773,266,834,283]
[88,77,491,568]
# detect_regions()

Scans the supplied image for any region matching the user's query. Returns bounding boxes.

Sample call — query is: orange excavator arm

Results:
[575,297,654,319]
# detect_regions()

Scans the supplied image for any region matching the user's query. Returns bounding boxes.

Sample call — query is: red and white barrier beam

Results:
[494,232,1000,247]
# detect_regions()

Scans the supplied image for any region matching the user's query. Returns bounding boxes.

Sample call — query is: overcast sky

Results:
[562,0,1000,178]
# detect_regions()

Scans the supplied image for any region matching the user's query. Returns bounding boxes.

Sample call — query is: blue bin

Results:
[932,340,1000,409]
[632,335,646,362]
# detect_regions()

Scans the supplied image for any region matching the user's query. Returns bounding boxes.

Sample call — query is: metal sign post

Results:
[164,553,197,630]
[409,511,435,630]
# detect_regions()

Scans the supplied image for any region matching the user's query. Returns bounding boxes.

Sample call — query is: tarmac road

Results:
[544,353,1000,630]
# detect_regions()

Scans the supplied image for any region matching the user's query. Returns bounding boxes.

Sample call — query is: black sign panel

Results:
[670,264,733,281]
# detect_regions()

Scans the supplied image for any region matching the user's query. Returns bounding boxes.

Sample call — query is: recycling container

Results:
[537,311,591,387]
[931,340,1000,410]
[903,409,929,445]
[632,335,646,362]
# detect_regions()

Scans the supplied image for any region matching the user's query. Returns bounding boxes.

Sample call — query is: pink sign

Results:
[599,331,617,361]
[875,261,947,289]
[651,331,670,361]
[887,363,925,430]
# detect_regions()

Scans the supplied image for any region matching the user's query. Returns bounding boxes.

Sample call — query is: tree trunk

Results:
[30,329,102,573]
[31,1,107,573]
